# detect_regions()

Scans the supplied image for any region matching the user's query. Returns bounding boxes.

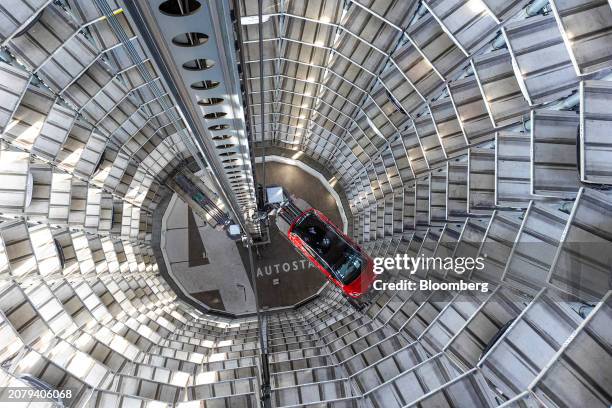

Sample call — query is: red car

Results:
[286,208,376,298]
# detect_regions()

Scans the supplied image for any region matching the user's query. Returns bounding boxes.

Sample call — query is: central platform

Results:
[236,161,346,309]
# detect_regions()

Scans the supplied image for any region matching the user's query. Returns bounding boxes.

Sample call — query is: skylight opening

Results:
[241,14,271,25]
[466,0,488,14]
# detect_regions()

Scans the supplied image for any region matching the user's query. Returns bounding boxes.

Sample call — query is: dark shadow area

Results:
[187,207,209,266]
[191,289,226,311]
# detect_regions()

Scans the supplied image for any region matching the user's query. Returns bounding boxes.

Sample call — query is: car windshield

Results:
[292,212,364,284]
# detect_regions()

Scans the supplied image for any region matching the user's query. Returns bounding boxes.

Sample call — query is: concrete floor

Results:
[161,194,257,314]
[160,160,345,311]
[236,162,344,309]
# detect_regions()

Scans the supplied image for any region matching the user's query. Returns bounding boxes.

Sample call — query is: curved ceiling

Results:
[0,0,202,242]
[0,1,610,407]
[238,0,612,241]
